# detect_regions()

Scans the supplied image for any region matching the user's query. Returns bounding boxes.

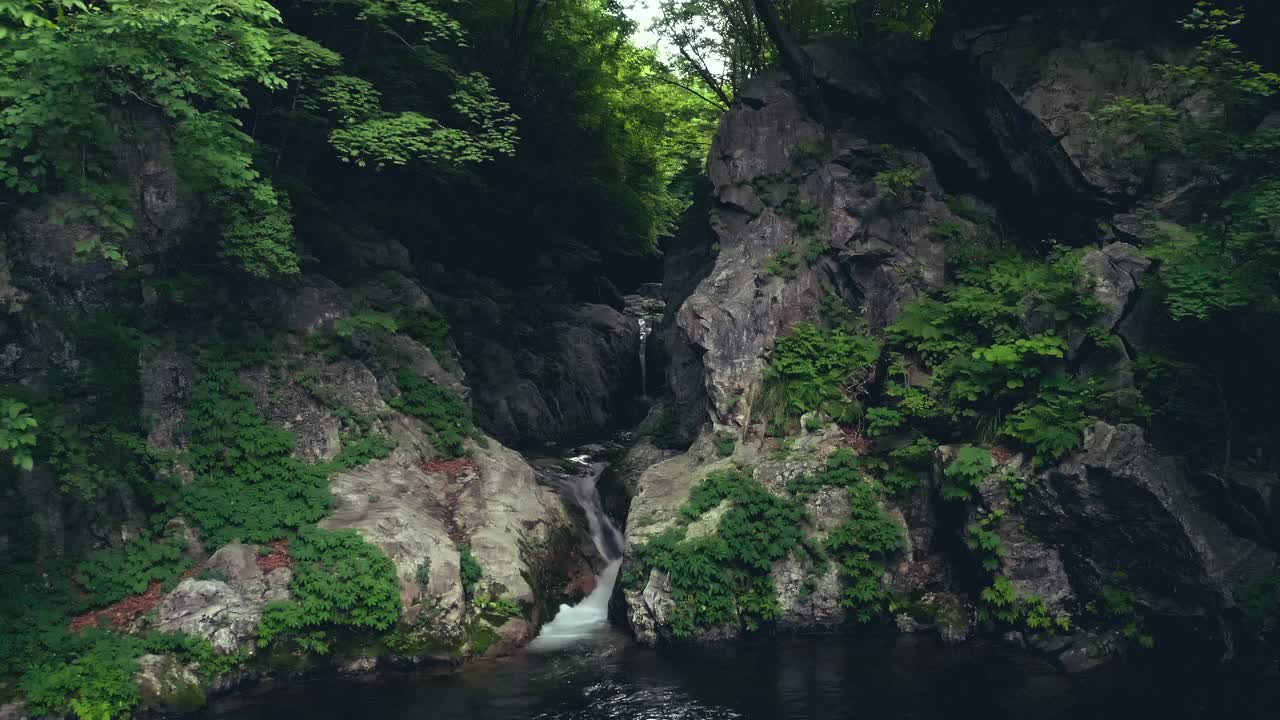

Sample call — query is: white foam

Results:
[526,559,621,652]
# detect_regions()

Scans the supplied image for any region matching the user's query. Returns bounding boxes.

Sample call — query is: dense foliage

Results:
[626,452,904,636]
[177,365,332,546]
[258,527,401,654]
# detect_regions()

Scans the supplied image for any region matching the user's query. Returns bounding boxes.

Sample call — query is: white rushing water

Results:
[528,456,624,652]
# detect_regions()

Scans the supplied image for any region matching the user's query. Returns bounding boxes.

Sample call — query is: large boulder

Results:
[1025,423,1275,646]
[152,563,293,654]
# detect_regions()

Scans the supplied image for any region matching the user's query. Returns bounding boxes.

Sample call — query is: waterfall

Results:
[528,456,624,651]
[637,315,650,397]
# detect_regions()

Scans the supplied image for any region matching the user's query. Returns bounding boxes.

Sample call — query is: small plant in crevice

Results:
[979,576,1072,634]
[395,305,453,353]
[714,430,737,457]
[415,559,432,588]
[458,544,483,600]
[766,247,800,278]
[0,398,37,471]
[1086,571,1155,648]
[942,446,992,501]
[805,237,832,264]
[965,510,1008,572]
[644,400,688,450]
[945,194,995,226]
[873,168,923,201]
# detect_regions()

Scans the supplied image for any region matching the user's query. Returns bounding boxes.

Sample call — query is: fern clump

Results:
[76,533,194,607]
[626,467,808,635]
[176,366,332,546]
[882,251,1106,463]
[761,321,881,433]
[257,527,401,654]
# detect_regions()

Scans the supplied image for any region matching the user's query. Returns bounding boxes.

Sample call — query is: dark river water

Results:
[203,627,1278,720]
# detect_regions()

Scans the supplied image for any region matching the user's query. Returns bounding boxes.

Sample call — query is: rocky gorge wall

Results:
[618,4,1278,670]
[0,116,649,713]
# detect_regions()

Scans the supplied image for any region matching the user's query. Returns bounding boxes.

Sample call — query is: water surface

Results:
[204,629,1277,720]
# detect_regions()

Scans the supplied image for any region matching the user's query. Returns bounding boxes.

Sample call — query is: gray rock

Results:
[444,296,642,446]
[136,654,206,713]
[970,456,1075,617]
[140,349,196,451]
[323,413,588,638]
[1081,242,1151,333]
[152,568,292,654]
[206,542,263,583]
[1028,423,1276,641]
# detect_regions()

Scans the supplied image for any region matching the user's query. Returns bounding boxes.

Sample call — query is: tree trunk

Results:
[750,0,827,124]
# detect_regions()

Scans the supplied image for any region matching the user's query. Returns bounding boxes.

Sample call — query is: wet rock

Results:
[445,296,642,447]
[136,654,206,713]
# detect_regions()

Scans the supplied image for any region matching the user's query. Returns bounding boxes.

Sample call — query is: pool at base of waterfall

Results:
[202,631,1277,720]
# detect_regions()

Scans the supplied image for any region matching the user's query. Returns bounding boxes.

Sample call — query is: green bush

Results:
[458,544,483,599]
[396,306,452,353]
[766,247,800,278]
[629,454,905,635]
[176,366,331,546]
[761,321,881,431]
[76,534,193,607]
[825,479,906,621]
[0,398,37,471]
[941,446,992,501]
[388,370,472,459]
[884,251,1104,460]
[628,467,808,635]
[873,168,923,200]
[713,430,736,457]
[257,527,401,654]
[1082,571,1154,647]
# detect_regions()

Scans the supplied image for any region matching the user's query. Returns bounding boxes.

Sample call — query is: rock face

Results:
[680,66,962,427]
[430,274,643,447]
[1029,424,1275,638]
[624,4,1279,661]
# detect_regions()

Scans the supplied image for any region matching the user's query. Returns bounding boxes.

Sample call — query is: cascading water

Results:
[528,455,625,652]
[637,315,650,397]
